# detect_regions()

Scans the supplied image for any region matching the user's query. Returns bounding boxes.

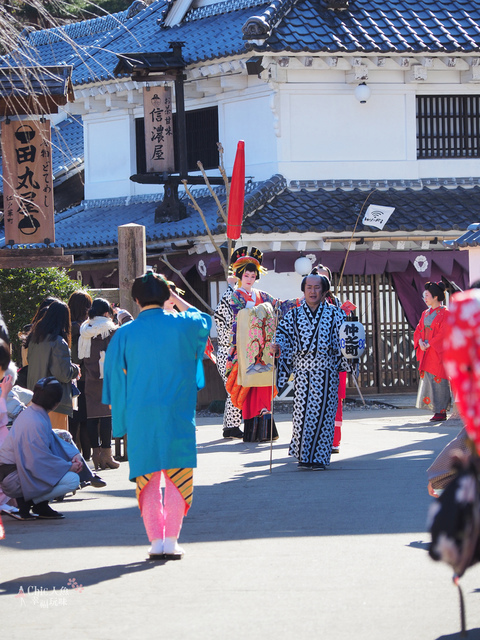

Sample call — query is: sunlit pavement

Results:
[0,405,477,640]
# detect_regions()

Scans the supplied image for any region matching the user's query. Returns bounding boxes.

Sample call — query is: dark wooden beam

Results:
[0,247,73,269]
[0,95,66,115]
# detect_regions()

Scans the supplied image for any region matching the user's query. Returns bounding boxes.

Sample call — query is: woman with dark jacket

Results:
[78,298,118,470]
[26,301,80,431]
[68,291,93,461]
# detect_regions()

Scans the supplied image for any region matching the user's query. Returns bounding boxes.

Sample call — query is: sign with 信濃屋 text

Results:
[143,86,174,173]
[1,119,54,245]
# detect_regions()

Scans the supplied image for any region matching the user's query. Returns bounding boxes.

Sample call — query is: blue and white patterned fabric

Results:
[276,300,345,466]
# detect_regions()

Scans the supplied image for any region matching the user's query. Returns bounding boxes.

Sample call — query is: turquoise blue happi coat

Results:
[102,307,211,481]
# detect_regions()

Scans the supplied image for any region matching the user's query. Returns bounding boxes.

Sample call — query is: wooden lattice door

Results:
[334,272,418,394]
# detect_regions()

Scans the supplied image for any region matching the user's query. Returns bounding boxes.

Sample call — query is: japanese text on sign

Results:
[143,86,174,173]
[1,120,54,245]
[339,320,367,359]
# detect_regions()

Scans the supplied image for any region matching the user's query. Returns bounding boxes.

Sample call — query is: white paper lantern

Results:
[354,82,371,104]
[294,256,312,276]
[339,320,366,359]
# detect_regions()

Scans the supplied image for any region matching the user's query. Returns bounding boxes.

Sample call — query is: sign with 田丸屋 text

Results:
[1,119,54,245]
[143,86,175,173]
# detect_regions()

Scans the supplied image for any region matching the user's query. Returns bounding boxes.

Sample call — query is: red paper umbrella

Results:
[227,141,245,240]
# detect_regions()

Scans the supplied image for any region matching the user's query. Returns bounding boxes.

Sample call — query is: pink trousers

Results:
[138,470,185,542]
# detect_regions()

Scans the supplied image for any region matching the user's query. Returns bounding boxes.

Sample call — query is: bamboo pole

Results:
[337,189,377,293]
[159,253,213,313]
[181,180,230,279]
[197,161,227,224]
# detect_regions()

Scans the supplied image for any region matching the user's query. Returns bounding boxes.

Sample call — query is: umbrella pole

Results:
[269,305,279,474]
[270,359,275,474]
[351,370,366,406]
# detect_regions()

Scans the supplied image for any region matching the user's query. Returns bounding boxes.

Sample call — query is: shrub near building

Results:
[0,268,85,363]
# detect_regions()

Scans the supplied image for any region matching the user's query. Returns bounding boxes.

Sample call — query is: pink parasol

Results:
[226,141,245,240]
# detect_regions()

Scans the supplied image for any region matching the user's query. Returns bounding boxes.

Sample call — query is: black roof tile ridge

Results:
[78,193,165,209]
[243,173,287,216]
[242,0,297,40]
[288,177,480,191]
[184,0,268,23]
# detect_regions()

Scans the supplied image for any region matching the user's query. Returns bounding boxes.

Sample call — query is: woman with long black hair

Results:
[26,300,80,430]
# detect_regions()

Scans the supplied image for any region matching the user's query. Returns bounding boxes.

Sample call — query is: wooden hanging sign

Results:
[143,86,175,173]
[1,119,55,245]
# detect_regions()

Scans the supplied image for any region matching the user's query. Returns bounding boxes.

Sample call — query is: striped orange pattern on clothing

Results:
[135,468,194,513]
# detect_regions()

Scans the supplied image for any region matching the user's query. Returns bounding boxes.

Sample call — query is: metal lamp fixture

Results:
[354,82,371,104]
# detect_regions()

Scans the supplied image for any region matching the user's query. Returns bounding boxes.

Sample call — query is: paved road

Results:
[0,406,478,640]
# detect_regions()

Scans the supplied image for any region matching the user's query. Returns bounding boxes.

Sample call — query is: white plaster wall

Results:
[288,92,407,162]
[468,247,480,285]
[257,270,303,300]
[221,92,279,181]
[84,112,136,199]
[79,70,480,199]
[276,78,480,182]
[278,85,413,180]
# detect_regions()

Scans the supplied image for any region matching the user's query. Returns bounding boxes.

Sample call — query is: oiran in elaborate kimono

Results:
[276,273,345,469]
[225,246,299,441]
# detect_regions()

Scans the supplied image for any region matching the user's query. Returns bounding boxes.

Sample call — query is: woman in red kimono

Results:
[414,281,451,421]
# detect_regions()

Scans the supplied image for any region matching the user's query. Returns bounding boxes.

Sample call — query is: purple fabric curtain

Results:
[77,249,469,327]
[391,259,469,328]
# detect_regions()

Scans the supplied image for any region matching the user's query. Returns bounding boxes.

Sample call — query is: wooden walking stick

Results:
[269,303,280,474]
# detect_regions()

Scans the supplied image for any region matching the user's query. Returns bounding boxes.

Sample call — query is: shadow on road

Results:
[435,629,480,639]
[0,417,456,552]
[0,561,162,596]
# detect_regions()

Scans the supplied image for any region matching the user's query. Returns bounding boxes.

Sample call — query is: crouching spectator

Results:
[4,361,33,425]
[0,377,83,520]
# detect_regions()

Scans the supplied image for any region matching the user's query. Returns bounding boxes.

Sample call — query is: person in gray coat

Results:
[26,301,80,431]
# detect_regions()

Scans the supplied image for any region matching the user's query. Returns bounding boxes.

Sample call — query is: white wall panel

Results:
[289,92,407,163]
[222,95,278,180]
[84,114,134,199]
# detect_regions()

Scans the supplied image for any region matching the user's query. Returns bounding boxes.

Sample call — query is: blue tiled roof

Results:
[444,223,480,248]
[1,3,141,84]
[0,176,280,249]
[6,1,480,87]
[256,1,480,54]
[0,116,83,193]
[51,187,225,249]
[1,175,476,250]
[242,181,479,234]
[51,115,84,177]
[69,0,255,85]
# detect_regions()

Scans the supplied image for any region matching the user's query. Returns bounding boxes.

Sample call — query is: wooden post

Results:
[118,224,146,317]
